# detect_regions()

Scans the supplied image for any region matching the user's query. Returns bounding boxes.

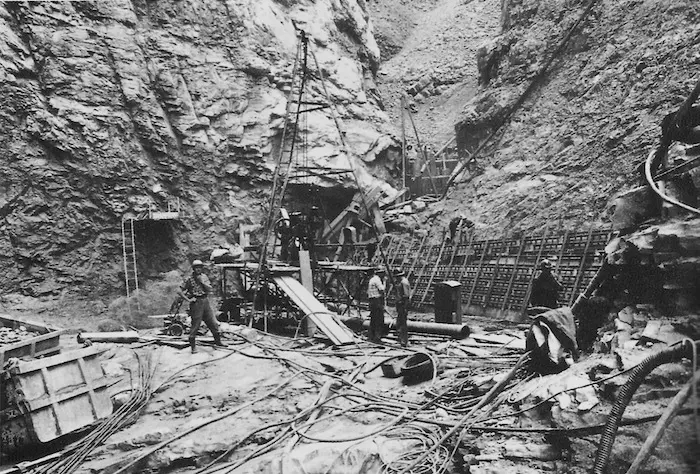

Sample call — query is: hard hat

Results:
[192,259,204,267]
[539,259,552,270]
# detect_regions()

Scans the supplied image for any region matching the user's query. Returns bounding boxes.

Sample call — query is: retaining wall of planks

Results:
[372,227,613,321]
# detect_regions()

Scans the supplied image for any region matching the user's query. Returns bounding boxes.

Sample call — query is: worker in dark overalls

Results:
[530,259,563,310]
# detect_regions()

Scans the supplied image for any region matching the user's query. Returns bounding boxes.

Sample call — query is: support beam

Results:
[520,225,550,316]
[569,226,594,306]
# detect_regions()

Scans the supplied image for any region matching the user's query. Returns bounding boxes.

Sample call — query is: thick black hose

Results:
[593,340,697,474]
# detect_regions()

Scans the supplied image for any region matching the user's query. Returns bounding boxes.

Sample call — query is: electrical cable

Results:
[292,407,410,443]
[111,373,299,474]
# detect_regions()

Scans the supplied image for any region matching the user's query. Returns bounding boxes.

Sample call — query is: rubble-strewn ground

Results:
[2,0,700,473]
[2,305,699,474]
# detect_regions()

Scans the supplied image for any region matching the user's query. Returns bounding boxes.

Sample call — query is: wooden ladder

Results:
[121,218,140,310]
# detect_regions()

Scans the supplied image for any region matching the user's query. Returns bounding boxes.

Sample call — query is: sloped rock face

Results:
[0,0,398,298]
[451,0,700,233]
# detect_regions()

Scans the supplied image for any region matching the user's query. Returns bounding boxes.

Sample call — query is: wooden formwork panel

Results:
[1,346,113,453]
[375,228,611,313]
[0,315,64,367]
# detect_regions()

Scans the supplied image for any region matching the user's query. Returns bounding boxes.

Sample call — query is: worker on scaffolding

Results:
[394,270,411,347]
[178,259,227,353]
[367,267,386,343]
[306,205,323,262]
[275,208,292,262]
[287,211,306,263]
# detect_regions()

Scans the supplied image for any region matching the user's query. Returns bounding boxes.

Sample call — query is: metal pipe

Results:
[338,316,470,339]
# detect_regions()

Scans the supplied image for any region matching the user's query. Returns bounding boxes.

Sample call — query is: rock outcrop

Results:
[0,0,399,297]
[451,0,700,233]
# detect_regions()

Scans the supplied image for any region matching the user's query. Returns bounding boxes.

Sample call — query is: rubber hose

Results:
[593,340,697,474]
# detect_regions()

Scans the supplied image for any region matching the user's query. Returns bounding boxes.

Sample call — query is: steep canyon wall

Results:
[0,0,397,299]
[449,0,700,233]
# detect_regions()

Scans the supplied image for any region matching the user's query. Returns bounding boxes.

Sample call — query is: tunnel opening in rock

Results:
[131,219,181,279]
[285,184,356,228]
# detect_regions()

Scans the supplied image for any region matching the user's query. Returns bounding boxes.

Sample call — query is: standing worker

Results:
[178,259,227,353]
[394,270,411,347]
[367,267,386,343]
[447,215,474,243]
[529,259,563,310]
[276,208,292,262]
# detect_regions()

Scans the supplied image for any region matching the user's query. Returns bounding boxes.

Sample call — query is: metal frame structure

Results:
[250,26,398,330]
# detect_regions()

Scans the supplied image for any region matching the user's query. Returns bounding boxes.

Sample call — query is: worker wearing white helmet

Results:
[178,259,226,353]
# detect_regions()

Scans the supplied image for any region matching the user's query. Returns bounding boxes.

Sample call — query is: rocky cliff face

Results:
[2,0,699,314]
[447,0,700,234]
[0,0,398,300]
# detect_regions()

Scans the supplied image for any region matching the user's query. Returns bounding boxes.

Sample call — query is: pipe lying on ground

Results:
[77,331,140,343]
[338,316,470,339]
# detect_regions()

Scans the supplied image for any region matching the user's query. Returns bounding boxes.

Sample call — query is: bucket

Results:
[380,360,403,378]
[400,353,434,384]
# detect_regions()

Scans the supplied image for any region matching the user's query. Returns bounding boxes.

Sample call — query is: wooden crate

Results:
[0,314,63,367]
[0,346,113,454]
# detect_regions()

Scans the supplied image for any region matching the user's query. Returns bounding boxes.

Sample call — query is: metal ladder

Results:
[121,218,140,310]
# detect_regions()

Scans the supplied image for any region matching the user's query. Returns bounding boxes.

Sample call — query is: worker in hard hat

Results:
[178,259,226,353]
[276,208,292,262]
[529,259,563,310]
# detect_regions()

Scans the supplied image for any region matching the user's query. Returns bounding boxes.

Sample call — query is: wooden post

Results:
[399,236,418,276]
[625,371,700,474]
[466,239,490,307]
[410,237,437,302]
[407,233,429,278]
[387,235,405,267]
[555,230,570,301]
[371,233,389,265]
[379,234,396,266]
[447,226,462,266]
[455,230,476,312]
[483,237,507,308]
[569,226,595,306]
[419,234,449,306]
[501,236,527,312]
[455,229,476,279]
[520,225,550,316]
